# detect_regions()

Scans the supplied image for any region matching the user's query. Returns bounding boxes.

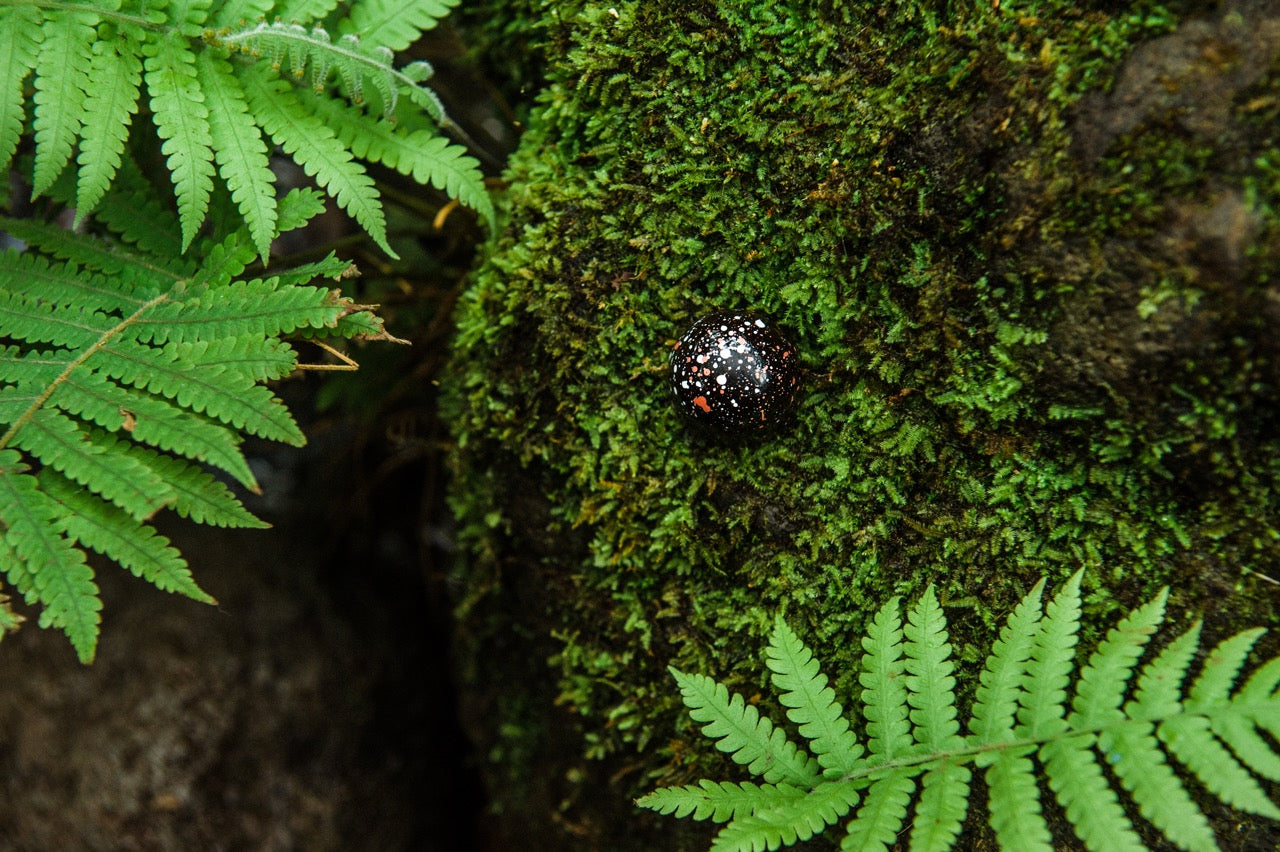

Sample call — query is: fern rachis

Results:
[639,573,1280,851]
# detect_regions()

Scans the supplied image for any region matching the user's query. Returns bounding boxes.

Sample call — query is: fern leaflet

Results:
[639,574,1280,850]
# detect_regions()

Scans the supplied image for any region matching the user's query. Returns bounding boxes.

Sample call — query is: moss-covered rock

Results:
[444,0,1280,846]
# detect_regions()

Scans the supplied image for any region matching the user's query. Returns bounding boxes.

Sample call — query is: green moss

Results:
[443,0,1280,843]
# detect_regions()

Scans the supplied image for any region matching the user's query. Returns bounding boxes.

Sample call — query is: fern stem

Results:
[839,708,1261,785]
[0,291,170,450]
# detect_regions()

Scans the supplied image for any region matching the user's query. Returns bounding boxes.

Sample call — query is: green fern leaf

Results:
[671,666,819,786]
[1041,731,1145,850]
[31,9,97,198]
[170,334,297,384]
[144,32,215,250]
[643,573,1280,850]
[1160,712,1280,819]
[635,780,807,824]
[1069,588,1168,728]
[339,0,458,52]
[910,761,970,852]
[710,780,859,852]
[766,616,862,775]
[240,64,394,257]
[0,345,257,486]
[970,578,1044,748]
[860,595,912,762]
[49,364,258,487]
[0,449,101,661]
[271,252,355,287]
[195,51,277,261]
[92,338,305,445]
[1128,621,1202,720]
[904,586,962,751]
[126,278,342,344]
[1187,628,1266,710]
[0,246,158,314]
[839,769,913,852]
[41,471,213,604]
[8,407,171,519]
[127,447,266,527]
[304,92,494,225]
[267,188,327,241]
[0,286,114,349]
[980,746,1052,852]
[0,7,41,171]
[74,37,144,222]
[0,216,173,290]
[1101,721,1216,851]
[1018,569,1082,739]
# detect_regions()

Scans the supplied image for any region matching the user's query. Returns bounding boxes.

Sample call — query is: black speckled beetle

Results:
[669,310,800,435]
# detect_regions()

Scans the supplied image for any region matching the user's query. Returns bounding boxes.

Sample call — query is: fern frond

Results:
[304,91,495,225]
[144,32,215,250]
[31,8,97,197]
[1160,712,1280,820]
[642,573,1280,850]
[270,252,355,287]
[0,162,393,659]
[170,334,297,383]
[671,666,819,786]
[0,217,172,293]
[980,745,1052,852]
[1069,588,1168,728]
[1101,721,1216,851]
[338,0,457,52]
[0,246,158,314]
[219,20,399,111]
[0,7,41,170]
[766,616,862,774]
[47,363,258,487]
[1041,731,1145,851]
[239,64,394,257]
[74,37,144,222]
[194,51,277,261]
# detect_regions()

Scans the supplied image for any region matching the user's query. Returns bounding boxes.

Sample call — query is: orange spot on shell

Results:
[693,396,711,413]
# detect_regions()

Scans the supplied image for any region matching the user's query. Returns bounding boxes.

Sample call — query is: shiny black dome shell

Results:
[669,311,800,434]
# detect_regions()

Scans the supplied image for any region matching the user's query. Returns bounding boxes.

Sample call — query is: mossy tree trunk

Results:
[445,1,1280,848]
